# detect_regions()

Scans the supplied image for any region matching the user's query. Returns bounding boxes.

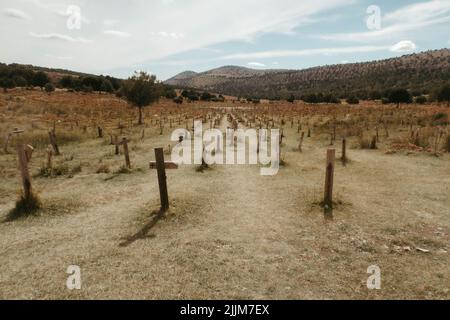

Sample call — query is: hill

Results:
[165,49,450,99]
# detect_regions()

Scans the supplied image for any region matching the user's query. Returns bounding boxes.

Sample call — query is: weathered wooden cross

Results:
[17,144,34,200]
[117,137,131,168]
[149,148,178,211]
[324,148,335,216]
[4,128,24,154]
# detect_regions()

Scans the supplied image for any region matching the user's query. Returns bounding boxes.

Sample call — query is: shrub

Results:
[53,163,70,176]
[96,164,110,174]
[45,82,55,93]
[437,83,450,106]
[388,89,412,107]
[346,96,359,105]
[432,113,449,126]
[173,96,183,104]
[415,96,427,104]
[200,92,214,101]
[32,71,50,89]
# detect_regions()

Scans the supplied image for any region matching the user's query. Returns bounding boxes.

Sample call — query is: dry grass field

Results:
[0,89,449,299]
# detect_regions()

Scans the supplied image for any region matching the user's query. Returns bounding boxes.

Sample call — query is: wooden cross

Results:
[149,148,178,211]
[48,130,60,155]
[117,137,131,168]
[324,149,335,217]
[17,144,34,200]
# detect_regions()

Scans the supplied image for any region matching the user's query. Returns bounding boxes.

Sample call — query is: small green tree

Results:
[0,77,15,92]
[100,79,114,93]
[32,71,50,89]
[60,76,75,89]
[121,72,163,125]
[201,91,213,101]
[346,96,359,105]
[287,94,295,103]
[437,83,450,106]
[415,96,427,104]
[388,89,412,107]
[164,87,177,99]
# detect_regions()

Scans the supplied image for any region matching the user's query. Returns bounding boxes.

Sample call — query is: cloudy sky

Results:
[1,0,449,80]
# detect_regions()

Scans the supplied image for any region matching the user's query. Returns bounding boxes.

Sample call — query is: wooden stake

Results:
[155,147,169,211]
[122,137,131,168]
[113,136,119,155]
[97,126,103,138]
[3,133,11,154]
[324,149,335,209]
[48,131,60,155]
[46,145,53,170]
[298,132,305,152]
[341,138,347,166]
[17,144,33,199]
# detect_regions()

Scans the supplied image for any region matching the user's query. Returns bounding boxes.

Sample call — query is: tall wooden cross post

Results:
[17,144,34,200]
[150,148,178,212]
[324,149,335,212]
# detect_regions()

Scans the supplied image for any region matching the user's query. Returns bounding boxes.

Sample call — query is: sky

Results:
[0,0,449,80]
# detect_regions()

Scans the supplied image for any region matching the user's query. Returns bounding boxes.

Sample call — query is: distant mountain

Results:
[167,70,198,81]
[165,49,450,99]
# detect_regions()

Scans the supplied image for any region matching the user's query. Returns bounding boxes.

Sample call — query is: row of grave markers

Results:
[12,130,339,216]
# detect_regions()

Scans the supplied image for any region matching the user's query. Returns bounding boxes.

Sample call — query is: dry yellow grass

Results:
[0,89,449,299]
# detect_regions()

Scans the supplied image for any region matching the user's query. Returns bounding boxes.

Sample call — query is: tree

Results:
[164,87,177,99]
[201,91,213,101]
[45,82,55,93]
[100,79,114,93]
[346,96,359,105]
[302,93,318,103]
[13,76,28,87]
[0,77,14,92]
[32,71,50,89]
[60,76,75,89]
[437,83,450,106]
[415,96,427,104]
[388,89,412,107]
[121,71,163,125]
[82,76,102,92]
[287,94,295,103]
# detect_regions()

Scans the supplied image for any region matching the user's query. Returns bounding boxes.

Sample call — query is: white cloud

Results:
[55,8,90,25]
[219,45,390,60]
[1,0,353,73]
[3,8,31,20]
[247,62,266,68]
[320,0,450,42]
[150,31,185,39]
[104,19,120,28]
[390,40,417,52]
[29,32,92,43]
[104,30,131,38]
[45,54,73,60]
